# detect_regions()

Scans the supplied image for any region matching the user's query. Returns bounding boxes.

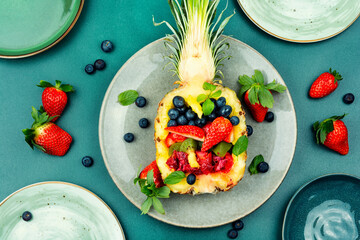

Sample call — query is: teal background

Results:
[0,1,359,239]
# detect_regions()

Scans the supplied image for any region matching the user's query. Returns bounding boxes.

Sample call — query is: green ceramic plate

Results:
[0,182,125,239]
[238,0,360,43]
[283,174,360,240]
[99,37,297,228]
[0,0,83,58]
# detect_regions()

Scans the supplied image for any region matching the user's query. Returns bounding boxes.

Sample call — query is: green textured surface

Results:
[0,0,359,239]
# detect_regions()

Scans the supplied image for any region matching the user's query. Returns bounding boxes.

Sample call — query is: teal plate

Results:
[238,0,360,43]
[0,0,84,58]
[283,174,360,240]
[0,182,125,240]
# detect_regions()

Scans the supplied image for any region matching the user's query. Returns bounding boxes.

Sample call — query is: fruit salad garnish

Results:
[248,155,269,175]
[118,90,139,106]
[309,68,342,98]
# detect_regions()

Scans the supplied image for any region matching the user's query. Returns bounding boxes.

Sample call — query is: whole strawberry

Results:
[201,117,232,152]
[239,70,286,122]
[139,160,164,188]
[313,114,349,155]
[22,107,72,156]
[309,68,342,98]
[38,80,74,122]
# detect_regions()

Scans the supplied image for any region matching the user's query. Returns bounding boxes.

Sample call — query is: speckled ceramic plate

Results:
[0,182,125,239]
[282,174,360,240]
[0,0,84,58]
[99,37,297,228]
[238,0,360,43]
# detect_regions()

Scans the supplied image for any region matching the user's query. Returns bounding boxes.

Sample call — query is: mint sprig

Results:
[118,90,139,106]
[232,135,248,156]
[197,82,222,115]
[248,154,265,175]
[163,171,186,184]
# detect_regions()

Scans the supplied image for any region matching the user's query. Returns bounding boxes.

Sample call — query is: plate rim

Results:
[281,173,360,239]
[0,0,84,59]
[237,0,360,43]
[99,36,298,228]
[0,181,126,239]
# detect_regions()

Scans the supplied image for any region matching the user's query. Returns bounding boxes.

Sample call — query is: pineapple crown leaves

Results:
[22,106,57,151]
[37,80,74,93]
[313,114,346,144]
[154,0,235,81]
[238,70,286,108]
[329,68,343,83]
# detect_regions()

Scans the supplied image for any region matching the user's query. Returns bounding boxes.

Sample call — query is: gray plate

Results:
[99,37,297,228]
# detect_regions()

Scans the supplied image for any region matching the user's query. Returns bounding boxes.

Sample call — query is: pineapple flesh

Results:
[154,0,247,194]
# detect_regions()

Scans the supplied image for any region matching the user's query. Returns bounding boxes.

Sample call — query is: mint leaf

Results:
[202,98,215,116]
[152,197,165,214]
[141,197,153,215]
[118,90,139,106]
[232,135,248,156]
[248,155,264,175]
[253,70,264,84]
[197,94,208,103]
[164,171,186,184]
[210,90,222,98]
[258,88,274,108]
[155,186,171,198]
[238,74,254,86]
[203,82,216,92]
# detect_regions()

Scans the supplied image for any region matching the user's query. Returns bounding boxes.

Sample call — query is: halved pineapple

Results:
[153,0,247,194]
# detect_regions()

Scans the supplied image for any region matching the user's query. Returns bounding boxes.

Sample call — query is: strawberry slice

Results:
[165,125,205,141]
[224,129,234,143]
[201,117,232,152]
[165,133,187,147]
[140,160,164,188]
[202,122,212,136]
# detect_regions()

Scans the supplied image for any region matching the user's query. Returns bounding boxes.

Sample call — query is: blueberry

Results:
[22,211,32,221]
[168,109,180,120]
[195,117,206,128]
[186,173,196,185]
[135,96,147,108]
[343,93,355,104]
[177,106,187,115]
[216,97,226,108]
[265,111,274,122]
[210,98,217,109]
[207,112,217,122]
[232,220,244,231]
[82,156,94,167]
[185,109,196,120]
[85,64,95,74]
[257,162,269,173]
[177,115,188,125]
[218,105,232,118]
[227,229,238,239]
[124,133,134,143]
[167,120,177,127]
[188,120,195,126]
[230,116,240,126]
[246,125,253,136]
[94,59,106,70]
[101,40,114,52]
[139,118,150,128]
[173,96,185,108]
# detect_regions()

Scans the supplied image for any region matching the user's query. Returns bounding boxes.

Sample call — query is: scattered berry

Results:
[185,109,196,120]
[167,120,177,127]
[94,59,106,70]
[22,211,32,221]
[188,120,195,126]
[218,105,232,118]
[257,162,269,173]
[216,97,226,108]
[232,220,244,231]
[101,40,114,52]
[173,96,185,108]
[186,173,196,185]
[177,115,188,125]
[265,112,274,122]
[139,118,150,128]
[227,229,238,239]
[82,156,94,167]
[309,68,342,98]
[343,93,354,104]
[246,125,253,136]
[135,96,147,108]
[85,64,95,74]
[168,109,180,120]
[124,133,134,142]
[230,116,240,126]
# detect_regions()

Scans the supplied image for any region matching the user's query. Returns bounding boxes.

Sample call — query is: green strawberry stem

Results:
[313,114,346,144]
[329,68,343,83]
[37,80,74,92]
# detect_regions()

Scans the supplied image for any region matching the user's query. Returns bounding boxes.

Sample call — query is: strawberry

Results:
[165,133,187,147]
[309,68,342,98]
[224,129,234,143]
[38,80,74,122]
[165,125,205,141]
[201,117,232,151]
[238,70,286,122]
[202,122,212,136]
[140,160,164,188]
[313,114,349,155]
[22,107,72,156]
